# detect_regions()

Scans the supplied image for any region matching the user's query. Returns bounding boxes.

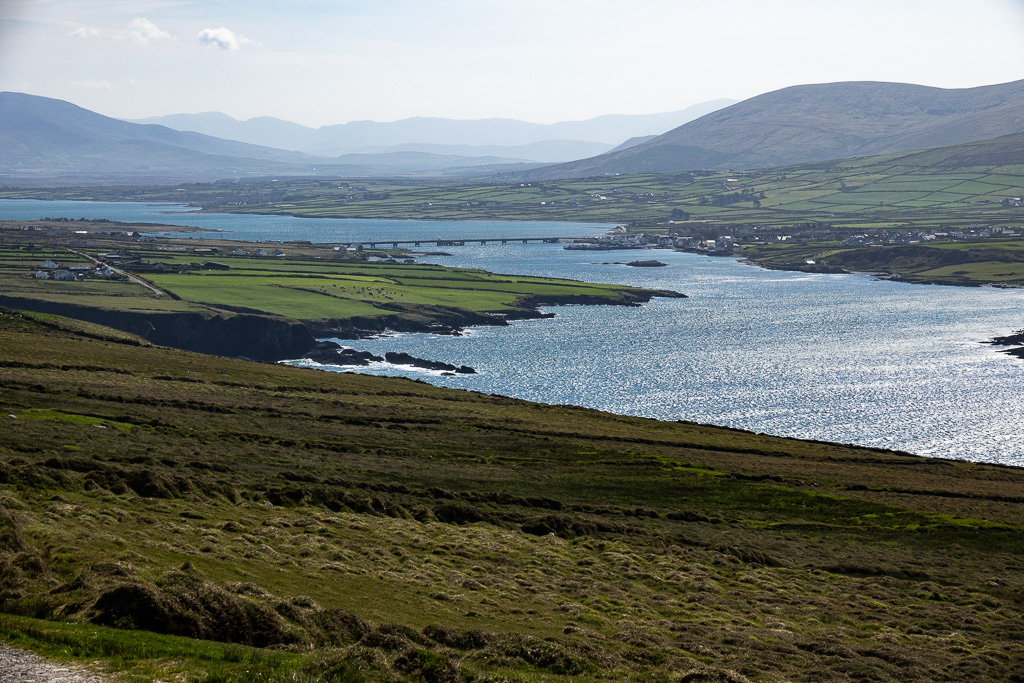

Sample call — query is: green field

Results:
[0,223,671,353]
[4,131,1024,243]
[5,150,1023,231]
[2,163,1015,233]
[743,238,1024,286]
[1,310,1023,681]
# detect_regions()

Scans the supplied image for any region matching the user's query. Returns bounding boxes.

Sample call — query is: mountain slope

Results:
[128,111,318,151]
[524,80,1024,179]
[0,92,335,180]
[132,99,737,159]
[0,93,539,181]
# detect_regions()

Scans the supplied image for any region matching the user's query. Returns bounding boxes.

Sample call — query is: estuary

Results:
[4,199,1023,465]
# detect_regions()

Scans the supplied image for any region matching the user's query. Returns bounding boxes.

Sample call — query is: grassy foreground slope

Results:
[1,310,1023,681]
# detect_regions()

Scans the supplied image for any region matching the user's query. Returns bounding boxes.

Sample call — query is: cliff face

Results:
[304,291,686,340]
[1,287,684,361]
[0,296,315,361]
[305,304,507,339]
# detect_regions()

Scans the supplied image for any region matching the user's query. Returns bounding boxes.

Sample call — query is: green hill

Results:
[523,79,1024,179]
[1,309,1023,681]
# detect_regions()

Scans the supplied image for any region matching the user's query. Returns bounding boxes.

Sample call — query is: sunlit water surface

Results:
[4,199,1023,464]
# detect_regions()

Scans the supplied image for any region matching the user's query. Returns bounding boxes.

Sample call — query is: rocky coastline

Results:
[299,288,684,372]
[2,286,684,367]
[0,295,314,362]
[304,289,684,341]
[984,329,1024,359]
[305,342,477,374]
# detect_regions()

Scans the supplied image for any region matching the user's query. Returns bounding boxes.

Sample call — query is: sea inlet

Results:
[4,199,1023,466]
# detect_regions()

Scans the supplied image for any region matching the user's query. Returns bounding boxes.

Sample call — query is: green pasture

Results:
[914,261,1024,282]
[148,265,641,320]
[932,239,1024,251]
[0,226,660,330]
[0,291,201,312]
[3,137,1024,234]
[147,274,389,318]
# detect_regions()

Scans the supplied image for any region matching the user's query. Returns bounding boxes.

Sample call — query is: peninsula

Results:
[0,220,683,361]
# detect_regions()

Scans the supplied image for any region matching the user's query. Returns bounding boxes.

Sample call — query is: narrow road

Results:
[66,248,170,298]
[0,644,107,682]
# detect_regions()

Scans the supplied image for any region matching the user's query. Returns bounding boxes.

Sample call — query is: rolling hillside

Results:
[0,93,535,181]
[131,99,737,160]
[0,92,316,180]
[1,309,1023,681]
[524,79,1024,179]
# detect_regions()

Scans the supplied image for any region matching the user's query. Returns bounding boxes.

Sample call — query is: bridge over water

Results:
[346,236,593,249]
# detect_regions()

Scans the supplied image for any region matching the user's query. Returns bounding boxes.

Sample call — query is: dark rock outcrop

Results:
[985,329,1024,359]
[306,303,507,339]
[625,260,667,267]
[305,341,384,366]
[384,352,476,374]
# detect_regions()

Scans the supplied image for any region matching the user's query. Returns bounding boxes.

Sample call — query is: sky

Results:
[1,0,1023,128]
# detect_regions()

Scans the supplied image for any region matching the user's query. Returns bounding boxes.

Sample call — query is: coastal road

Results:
[67,248,170,298]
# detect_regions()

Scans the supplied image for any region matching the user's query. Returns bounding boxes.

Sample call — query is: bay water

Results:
[4,199,1023,465]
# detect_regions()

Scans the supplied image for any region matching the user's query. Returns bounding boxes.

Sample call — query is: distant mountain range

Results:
[4,79,1024,185]
[521,80,1024,179]
[0,92,549,182]
[129,100,736,163]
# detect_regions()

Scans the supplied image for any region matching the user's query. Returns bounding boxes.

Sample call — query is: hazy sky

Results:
[2,0,1023,127]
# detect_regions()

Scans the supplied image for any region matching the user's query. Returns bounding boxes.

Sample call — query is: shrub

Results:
[432,503,485,525]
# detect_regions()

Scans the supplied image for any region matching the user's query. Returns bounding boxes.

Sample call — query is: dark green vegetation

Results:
[0,221,674,359]
[2,309,1024,681]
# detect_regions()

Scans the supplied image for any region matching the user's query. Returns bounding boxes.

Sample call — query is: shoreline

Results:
[739,253,1024,289]
[0,286,685,365]
[303,289,685,341]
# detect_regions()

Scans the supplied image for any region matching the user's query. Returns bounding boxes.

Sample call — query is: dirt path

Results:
[0,644,107,682]
[66,248,170,298]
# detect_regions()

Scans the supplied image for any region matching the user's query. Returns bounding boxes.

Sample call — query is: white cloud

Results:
[127,17,170,45]
[197,27,258,51]
[70,26,100,38]
[72,79,116,91]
